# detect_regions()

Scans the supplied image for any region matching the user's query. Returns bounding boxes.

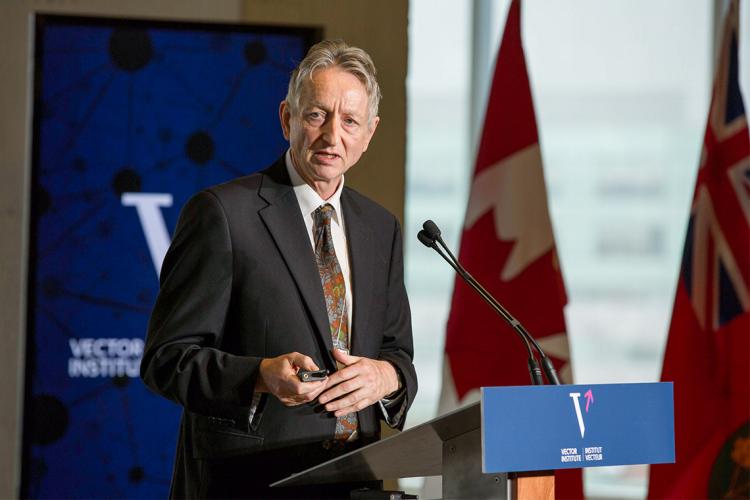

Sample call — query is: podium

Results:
[273,382,675,499]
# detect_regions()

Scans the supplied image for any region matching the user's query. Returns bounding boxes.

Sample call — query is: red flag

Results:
[648,1,750,498]
[438,1,583,496]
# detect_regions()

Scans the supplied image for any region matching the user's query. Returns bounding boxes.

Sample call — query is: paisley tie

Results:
[313,204,358,440]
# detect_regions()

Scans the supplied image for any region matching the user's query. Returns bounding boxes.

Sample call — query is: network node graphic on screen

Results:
[23,15,317,498]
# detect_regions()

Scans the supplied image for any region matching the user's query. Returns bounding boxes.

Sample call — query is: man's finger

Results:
[318,367,360,402]
[332,348,360,365]
[289,352,319,371]
[281,396,308,407]
[319,376,363,405]
[291,379,326,396]
[290,353,318,371]
[335,402,370,417]
[324,361,361,385]
[281,382,324,405]
[330,389,370,416]
[305,381,329,401]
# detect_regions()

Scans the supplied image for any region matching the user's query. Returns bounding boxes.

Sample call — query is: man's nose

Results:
[321,115,340,146]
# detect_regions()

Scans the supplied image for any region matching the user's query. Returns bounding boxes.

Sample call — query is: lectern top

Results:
[272,402,481,487]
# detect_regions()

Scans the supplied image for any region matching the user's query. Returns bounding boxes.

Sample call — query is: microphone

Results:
[422,219,441,239]
[418,220,560,386]
[417,229,437,248]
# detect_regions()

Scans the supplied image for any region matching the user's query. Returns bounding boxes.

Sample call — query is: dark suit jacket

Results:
[140,157,417,498]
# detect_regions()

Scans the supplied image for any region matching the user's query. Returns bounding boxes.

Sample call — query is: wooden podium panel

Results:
[510,472,554,500]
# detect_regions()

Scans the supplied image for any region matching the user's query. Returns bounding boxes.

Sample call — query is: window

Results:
[406,1,749,497]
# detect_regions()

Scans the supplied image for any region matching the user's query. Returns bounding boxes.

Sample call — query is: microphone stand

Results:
[418,230,544,385]
[419,222,561,386]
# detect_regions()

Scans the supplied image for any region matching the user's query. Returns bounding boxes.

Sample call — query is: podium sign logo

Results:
[481,383,675,473]
[569,389,594,438]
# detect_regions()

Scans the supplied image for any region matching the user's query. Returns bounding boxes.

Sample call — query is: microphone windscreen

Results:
[417,230,436,248]
[422,220,441,239]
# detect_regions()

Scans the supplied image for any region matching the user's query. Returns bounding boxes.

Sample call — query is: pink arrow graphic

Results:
[584,389,594,412]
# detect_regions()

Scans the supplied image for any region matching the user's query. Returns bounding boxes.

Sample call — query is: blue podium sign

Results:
[481,382,675,473]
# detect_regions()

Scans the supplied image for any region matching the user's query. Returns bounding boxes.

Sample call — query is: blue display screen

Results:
[23,15,318,498]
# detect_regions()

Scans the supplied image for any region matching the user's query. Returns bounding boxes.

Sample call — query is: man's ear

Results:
[362,116,380,152]
[279,101,291,140]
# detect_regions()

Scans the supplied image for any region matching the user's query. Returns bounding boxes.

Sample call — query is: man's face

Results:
[280,67,379,198]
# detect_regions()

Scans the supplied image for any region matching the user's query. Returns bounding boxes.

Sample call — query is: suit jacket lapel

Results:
[257,159,334,359]
[342,190,376,358]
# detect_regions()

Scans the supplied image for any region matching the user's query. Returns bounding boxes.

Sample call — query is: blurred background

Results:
[1,0,747,498]
[406,0,748,497]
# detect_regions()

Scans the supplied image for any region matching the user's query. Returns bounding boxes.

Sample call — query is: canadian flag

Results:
[436,0,583,497]
[648,1,750,498]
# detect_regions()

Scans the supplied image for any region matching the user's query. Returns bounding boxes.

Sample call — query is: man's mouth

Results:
[313,151,340,160]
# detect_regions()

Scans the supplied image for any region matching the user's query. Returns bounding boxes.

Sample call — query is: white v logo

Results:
[121,193,173,277]
[569,392,585,438]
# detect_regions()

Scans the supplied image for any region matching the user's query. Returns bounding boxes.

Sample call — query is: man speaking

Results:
[140,39,417,498]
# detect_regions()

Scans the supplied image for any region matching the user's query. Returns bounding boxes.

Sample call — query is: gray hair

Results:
[285,39,381,127]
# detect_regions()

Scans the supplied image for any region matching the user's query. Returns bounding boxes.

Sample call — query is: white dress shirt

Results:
[285,150,353,340]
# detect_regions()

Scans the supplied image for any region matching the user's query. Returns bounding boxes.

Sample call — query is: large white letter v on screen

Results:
[121,193,173,277]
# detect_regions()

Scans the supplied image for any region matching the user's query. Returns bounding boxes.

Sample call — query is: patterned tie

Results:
[313,204,358,440]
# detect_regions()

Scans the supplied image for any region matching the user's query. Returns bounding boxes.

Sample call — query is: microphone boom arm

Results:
[418,229,545,385]
[419,222,561,386]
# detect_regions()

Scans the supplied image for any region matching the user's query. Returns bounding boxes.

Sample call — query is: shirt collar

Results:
[285,149,345,224]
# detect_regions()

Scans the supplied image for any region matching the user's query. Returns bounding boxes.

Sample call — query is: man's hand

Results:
[318,349,399,417]
[255,352,327,406]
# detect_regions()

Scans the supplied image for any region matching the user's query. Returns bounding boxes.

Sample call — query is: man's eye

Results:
[343,118,358,126]
[307,112,324,121]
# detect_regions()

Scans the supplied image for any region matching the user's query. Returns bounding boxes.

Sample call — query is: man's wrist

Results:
[254,359,269,393]
[383,361,403,399]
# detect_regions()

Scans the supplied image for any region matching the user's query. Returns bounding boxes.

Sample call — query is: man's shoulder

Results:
[203,172,263,201]
[176,175,261,219]
[201,156,286,203]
